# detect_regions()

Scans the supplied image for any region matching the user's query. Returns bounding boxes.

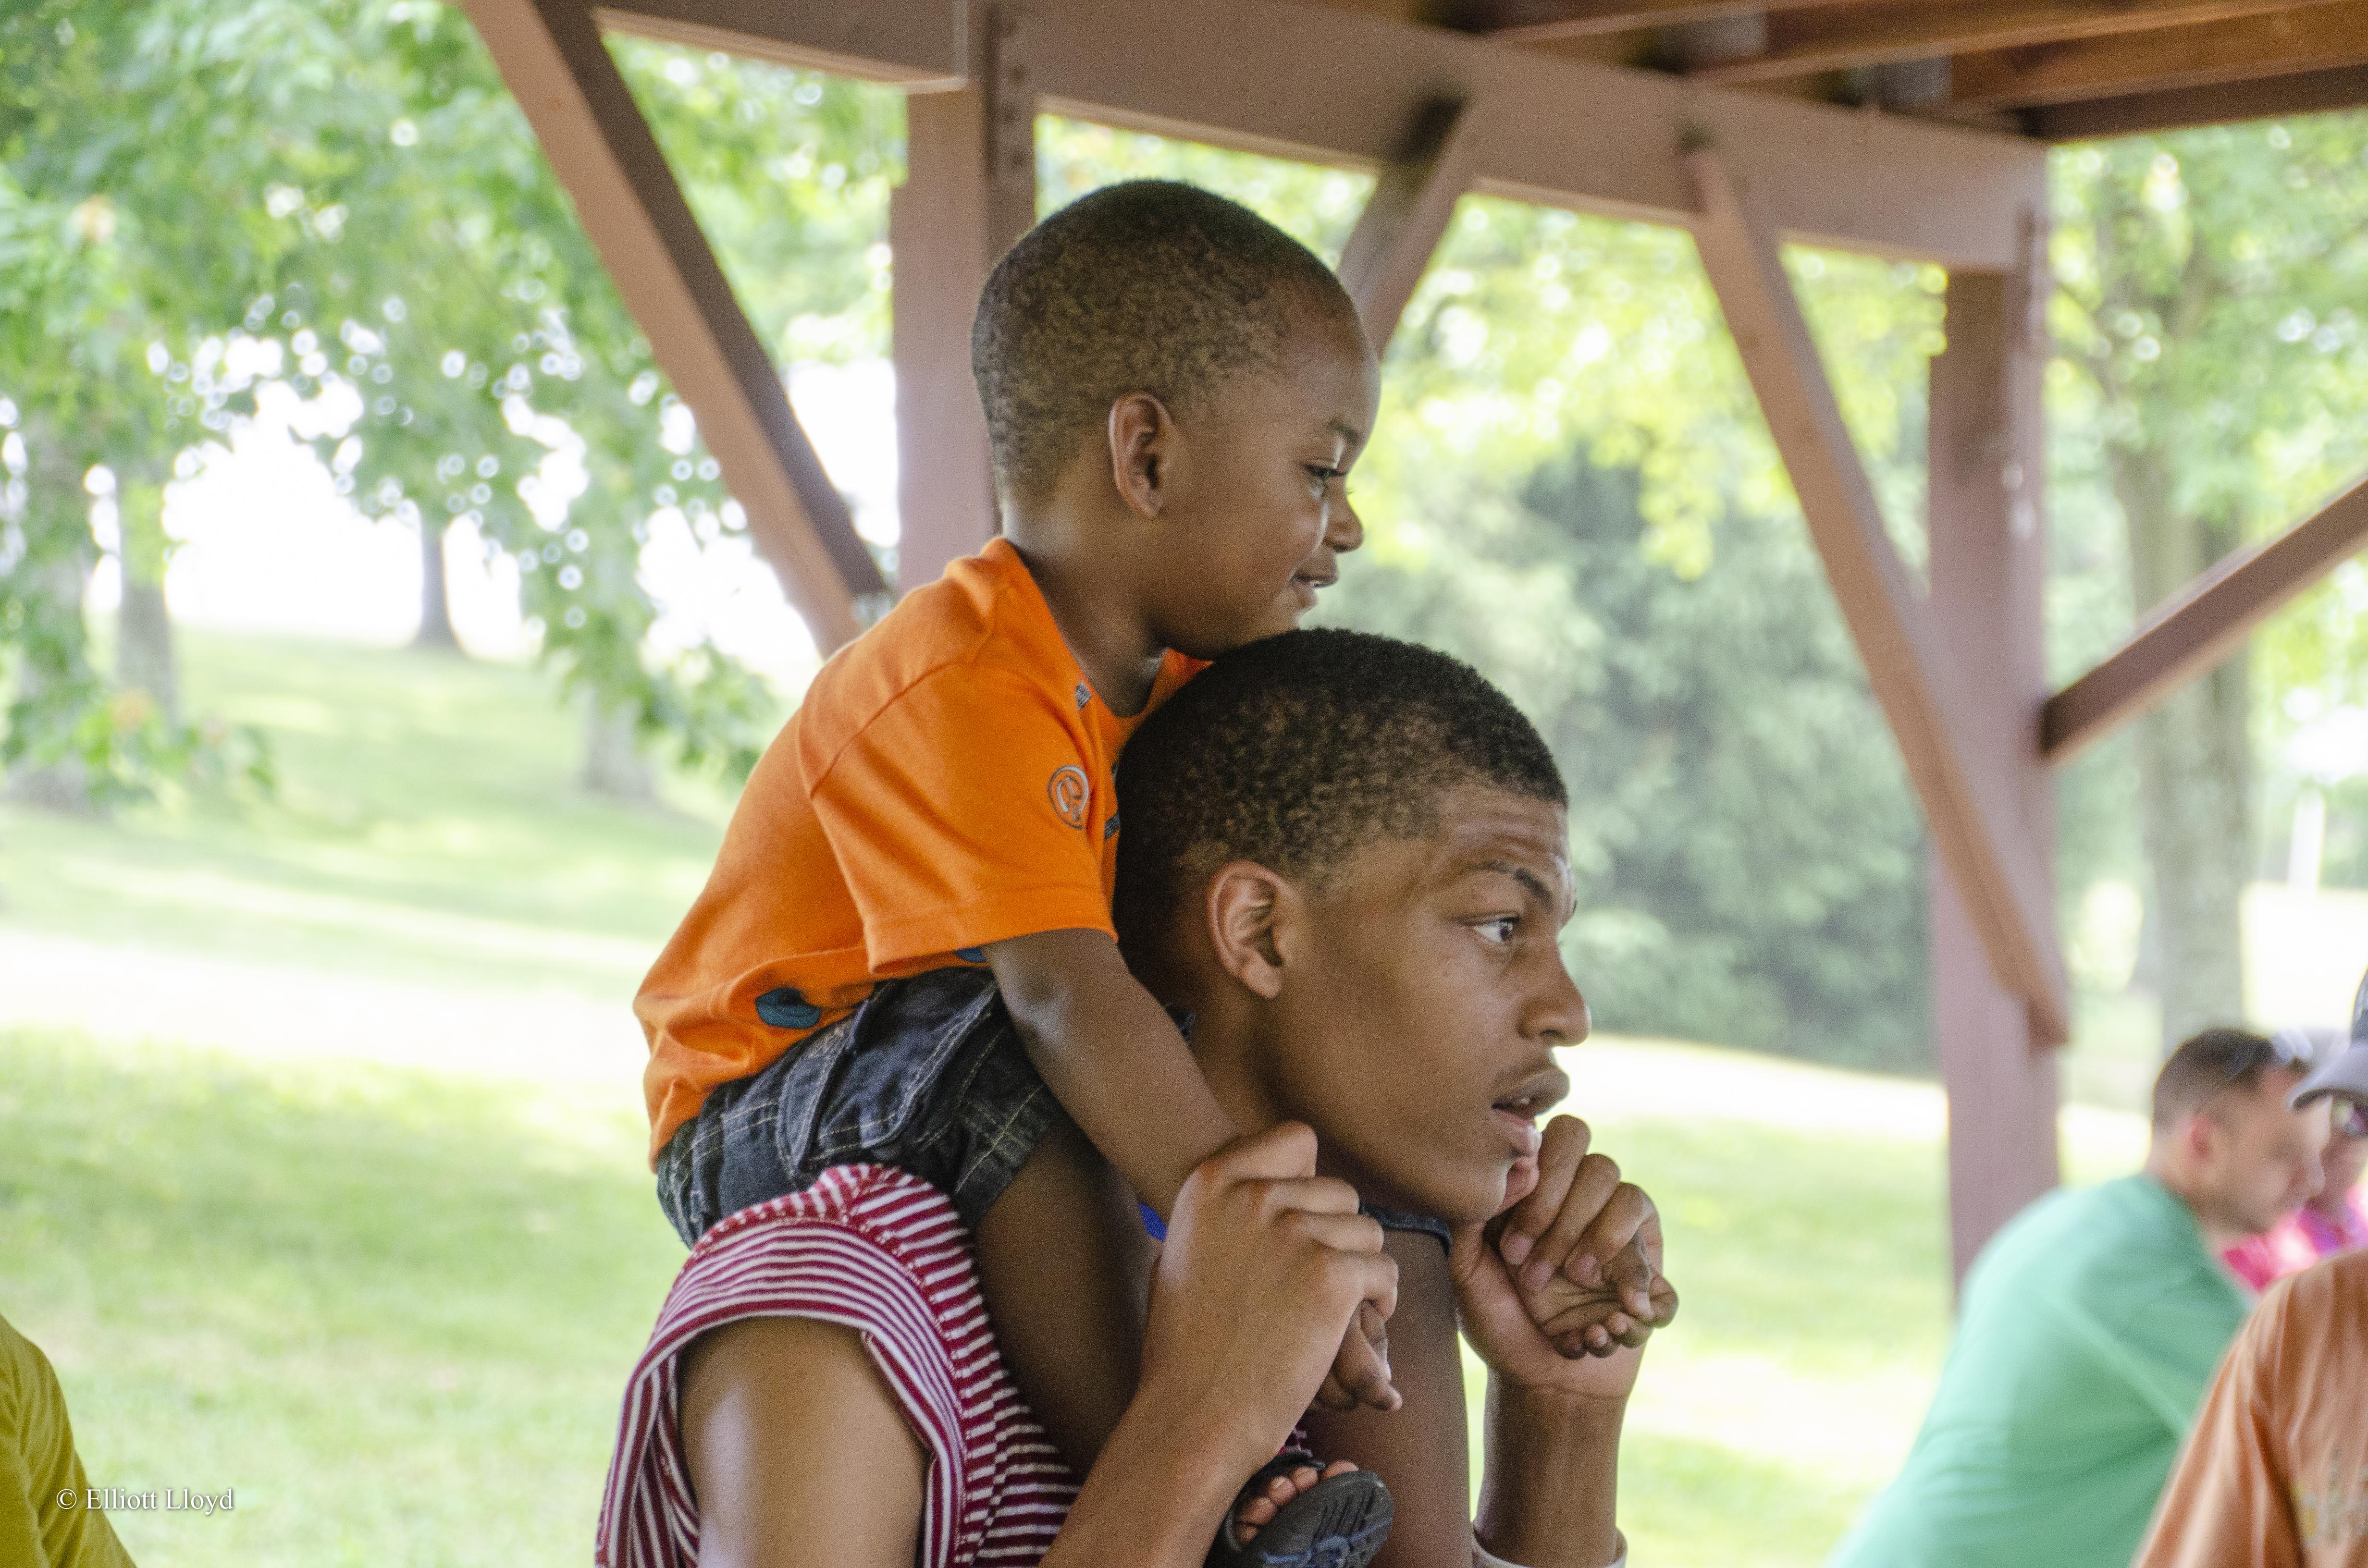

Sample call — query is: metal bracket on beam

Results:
[460,0,886,648]
[1688,148,2069,1041]
[1335,98,1483,356]
[2044,471,2368,763]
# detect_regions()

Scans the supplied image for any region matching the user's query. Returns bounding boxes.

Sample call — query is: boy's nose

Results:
[1326,493,1366,554]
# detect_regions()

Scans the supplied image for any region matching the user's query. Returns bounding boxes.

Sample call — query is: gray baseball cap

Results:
[2289,968,2368,1108]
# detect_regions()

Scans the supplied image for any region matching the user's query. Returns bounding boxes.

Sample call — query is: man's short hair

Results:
[2153,1027,2288,1127]
[970,180,1360,505]
[1114,629,1566,952]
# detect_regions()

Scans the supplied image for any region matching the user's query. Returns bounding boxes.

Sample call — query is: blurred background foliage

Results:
[4,0,2368,1070]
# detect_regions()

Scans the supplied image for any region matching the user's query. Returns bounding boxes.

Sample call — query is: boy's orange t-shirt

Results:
[635,538,1201,1165]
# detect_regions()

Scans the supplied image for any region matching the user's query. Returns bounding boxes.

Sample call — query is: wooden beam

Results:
[1688,149,2068,1041]
[460,0,886,649]
[1950,0,2368,108]
[592,0,962,86]
[2042,472,2368,763]
[1929,268,2063,1285]
[2029,60,2368,136]
[1464,0,1839,44]
[1689,0,2351,86]
[888,6,1036,593]
[1335,98,1482,355]
[594,0,2047,269]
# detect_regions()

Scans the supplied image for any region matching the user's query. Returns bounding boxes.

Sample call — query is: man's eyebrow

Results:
[1477,860,1554,907]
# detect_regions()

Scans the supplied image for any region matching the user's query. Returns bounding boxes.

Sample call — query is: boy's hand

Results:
[1312,1302,1399,1413]
[1491,1117,1677,1359]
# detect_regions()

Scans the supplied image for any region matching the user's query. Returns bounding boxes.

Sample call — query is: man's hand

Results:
[1140,1124,1402,1463]
[1492,1116,1677,1359]
[1453,1115,1675,1400]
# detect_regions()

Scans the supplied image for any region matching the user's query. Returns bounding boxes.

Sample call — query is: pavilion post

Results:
[887,7,1035,593]
[1928,252,2063,1286]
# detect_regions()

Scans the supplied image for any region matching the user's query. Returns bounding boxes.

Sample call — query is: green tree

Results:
[2052,119,2368,1044]
[0,0,901,805]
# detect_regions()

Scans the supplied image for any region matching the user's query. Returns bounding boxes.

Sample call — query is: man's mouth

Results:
[1490,1066,1570,1154]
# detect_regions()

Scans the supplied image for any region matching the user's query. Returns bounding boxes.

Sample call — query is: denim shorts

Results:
[655,965,1059,1246]
[654,962,1455,1253]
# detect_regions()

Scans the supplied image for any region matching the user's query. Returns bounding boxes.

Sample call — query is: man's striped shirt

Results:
[597,1163,1080,1568]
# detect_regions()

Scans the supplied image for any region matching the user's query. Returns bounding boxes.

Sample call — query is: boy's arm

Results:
[985,927,1236,1218]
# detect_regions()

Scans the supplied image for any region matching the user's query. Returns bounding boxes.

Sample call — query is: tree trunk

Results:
[579,693,656,803]
[414,514,459,650]
[2114,442,2251,1048]
[2,423,99,814]
[113,478,179,723]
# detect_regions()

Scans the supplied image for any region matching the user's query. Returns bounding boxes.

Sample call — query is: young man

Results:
[636,180,1395,1555]
[1827,1027,2327,1568]
[602,631,1673,1568]
[2135,975,2368,1568]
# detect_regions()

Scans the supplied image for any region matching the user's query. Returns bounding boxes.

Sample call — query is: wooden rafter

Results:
[461,0,887,647]
[1687,0,2353,86]
[2043,473,2368,763]
[591,0,2045,268]
[1465,0,1833,43]
[2030,60,2368,136]
[1950,0,2368,107]
[1335,98,1482,355]
[1688,149,2068,1040]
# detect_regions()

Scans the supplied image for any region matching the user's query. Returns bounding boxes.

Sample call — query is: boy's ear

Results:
[1107,392,1177,521]
[1204,860,1298,1001]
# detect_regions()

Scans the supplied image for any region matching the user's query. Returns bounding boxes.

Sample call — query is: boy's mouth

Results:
[1290,569,1335,608]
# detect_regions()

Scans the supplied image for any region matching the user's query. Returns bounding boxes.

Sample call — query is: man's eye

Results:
[1476,917,1519,945]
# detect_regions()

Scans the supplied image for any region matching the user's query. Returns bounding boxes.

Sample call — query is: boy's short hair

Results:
[1114,629,1566,951]
[970,180,1360,505]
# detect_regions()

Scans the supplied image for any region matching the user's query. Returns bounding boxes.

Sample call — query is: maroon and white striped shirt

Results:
[596,1164,1080,1568]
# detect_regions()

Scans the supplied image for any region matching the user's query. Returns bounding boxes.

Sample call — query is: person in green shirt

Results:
[1828,1027,2329,1568]
[1,1311,136,1568]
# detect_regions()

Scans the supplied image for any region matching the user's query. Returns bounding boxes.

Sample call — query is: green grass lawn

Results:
[0,628,2164,1567]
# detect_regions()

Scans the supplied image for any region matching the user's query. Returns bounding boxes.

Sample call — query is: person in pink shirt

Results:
[2225,1026,2367,1291]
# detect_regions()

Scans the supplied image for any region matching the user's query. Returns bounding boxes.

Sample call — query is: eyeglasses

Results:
[2204,1030,2316,1101]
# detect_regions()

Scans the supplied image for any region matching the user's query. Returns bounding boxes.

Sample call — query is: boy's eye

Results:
[1305,465,1343,492]
[1475,916,1519,945]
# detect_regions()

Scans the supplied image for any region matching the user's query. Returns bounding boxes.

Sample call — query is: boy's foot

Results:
[1215,1452,1393,1568]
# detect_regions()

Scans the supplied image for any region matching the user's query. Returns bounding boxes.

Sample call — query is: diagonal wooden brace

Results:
[2044,470,2368,763]
[1688,148,2069,1043]
[461,0,887,649]
[1336,98,1483,356]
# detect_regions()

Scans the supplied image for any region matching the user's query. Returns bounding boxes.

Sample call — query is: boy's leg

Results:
[971,1110,1153,1473]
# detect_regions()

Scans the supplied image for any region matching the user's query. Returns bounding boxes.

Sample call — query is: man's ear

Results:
[1107,392,1178,521]
[2185,1109,2226,1168]
[1205,860,1299,1001]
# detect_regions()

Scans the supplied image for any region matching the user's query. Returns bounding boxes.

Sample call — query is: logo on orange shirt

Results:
[1048,765,1090,828]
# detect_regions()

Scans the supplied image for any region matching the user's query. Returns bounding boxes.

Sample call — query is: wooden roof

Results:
[1314,0,2368,138]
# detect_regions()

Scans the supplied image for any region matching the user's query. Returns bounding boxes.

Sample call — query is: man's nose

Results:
[1529,959,1591,1048]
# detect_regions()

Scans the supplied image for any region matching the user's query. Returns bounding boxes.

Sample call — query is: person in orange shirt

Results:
[637,180,1397,1564]
[2135,973,2368,1568]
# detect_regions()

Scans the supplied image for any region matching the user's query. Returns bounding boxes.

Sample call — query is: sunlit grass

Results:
[0,627,2195,1568]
